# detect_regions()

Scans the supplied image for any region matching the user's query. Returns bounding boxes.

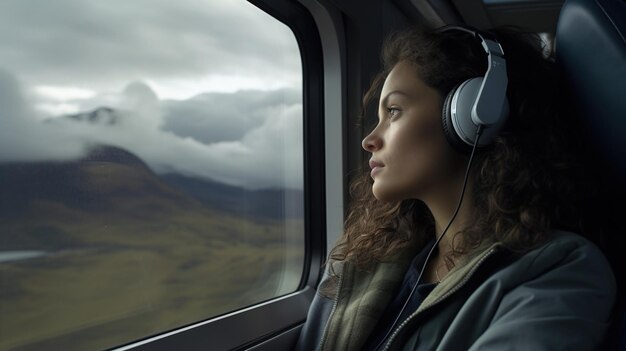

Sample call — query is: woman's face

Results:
[362,61,466,202]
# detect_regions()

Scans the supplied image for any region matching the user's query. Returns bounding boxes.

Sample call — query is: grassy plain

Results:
[0,164,304,351]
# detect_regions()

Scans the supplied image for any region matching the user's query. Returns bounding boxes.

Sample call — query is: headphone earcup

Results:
[441,82,471,154]
[443,77,508,154]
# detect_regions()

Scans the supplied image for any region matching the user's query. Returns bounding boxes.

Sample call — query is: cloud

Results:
[0,0,301,95]
[0,70,303,190]
[161,88,301,144]
[0,1,304,189]
[135,102,304,189]
[0,69,89,162]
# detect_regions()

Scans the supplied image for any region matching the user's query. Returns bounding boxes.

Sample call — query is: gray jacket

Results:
[296,230,616,350]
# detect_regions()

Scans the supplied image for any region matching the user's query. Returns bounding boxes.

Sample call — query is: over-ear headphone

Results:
[437,25,510,154]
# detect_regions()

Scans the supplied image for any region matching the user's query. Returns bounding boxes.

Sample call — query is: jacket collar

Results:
[418,241,502,313]
[320,239,504,351]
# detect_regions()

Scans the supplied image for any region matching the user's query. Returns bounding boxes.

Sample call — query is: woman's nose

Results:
[362,130,382,152]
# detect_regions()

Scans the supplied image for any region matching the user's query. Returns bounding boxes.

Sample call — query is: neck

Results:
[423,176,475,259]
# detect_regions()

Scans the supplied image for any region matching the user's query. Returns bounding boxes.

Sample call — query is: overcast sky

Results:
[0,0,303,190]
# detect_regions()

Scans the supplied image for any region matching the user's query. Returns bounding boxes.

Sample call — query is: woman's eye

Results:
[387,107,401,118]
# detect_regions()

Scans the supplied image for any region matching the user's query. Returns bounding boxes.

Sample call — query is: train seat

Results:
[554,0,626,349]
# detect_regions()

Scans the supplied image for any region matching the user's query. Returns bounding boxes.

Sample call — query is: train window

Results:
[0,1,304,350]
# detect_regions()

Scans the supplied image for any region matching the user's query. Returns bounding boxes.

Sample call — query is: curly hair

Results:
[330,26,600,269]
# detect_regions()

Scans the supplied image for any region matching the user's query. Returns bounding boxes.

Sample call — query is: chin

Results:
[371,182,405,202]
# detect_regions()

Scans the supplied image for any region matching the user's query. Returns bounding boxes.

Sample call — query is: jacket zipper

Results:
[316,270,345,351]
[381,247,497,351]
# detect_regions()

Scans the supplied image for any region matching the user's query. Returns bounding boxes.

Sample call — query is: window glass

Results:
[0,1,304,350]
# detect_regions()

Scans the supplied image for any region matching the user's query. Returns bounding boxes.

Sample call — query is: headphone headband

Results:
[435,24,510,153]
[434,25,499,51]
[435,25,508,127]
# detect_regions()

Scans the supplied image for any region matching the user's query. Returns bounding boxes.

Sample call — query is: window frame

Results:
[111,0,326,349]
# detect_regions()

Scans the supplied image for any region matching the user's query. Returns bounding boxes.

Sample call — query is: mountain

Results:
[66,106,119,125]
[0,145,303,251]
[38,106,305,221]
[0,146,191,217]
[0,145,304,220]
[0,145,208,250]
[160,173,304,220]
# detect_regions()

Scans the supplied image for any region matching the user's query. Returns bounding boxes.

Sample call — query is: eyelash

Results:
[386,107,401,118]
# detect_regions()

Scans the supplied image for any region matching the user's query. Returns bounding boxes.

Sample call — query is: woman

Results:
[296,25,617,351]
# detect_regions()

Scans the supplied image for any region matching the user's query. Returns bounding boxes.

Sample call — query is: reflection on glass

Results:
[0,0,304,350]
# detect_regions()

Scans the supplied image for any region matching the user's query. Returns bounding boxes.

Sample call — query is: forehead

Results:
[380,61,430,99]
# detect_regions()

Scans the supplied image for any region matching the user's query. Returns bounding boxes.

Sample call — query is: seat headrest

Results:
[555,0,626,177]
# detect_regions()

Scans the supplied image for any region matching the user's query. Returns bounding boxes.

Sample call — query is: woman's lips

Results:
[369,160,384,177]
[369,160,384,169]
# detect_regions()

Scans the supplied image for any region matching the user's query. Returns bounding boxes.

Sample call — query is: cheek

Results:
[394,117,442,167]
[413,112,443,146]
[393,117,452,187]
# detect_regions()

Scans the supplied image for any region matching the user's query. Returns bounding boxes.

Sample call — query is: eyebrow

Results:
[380,90,411,107]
